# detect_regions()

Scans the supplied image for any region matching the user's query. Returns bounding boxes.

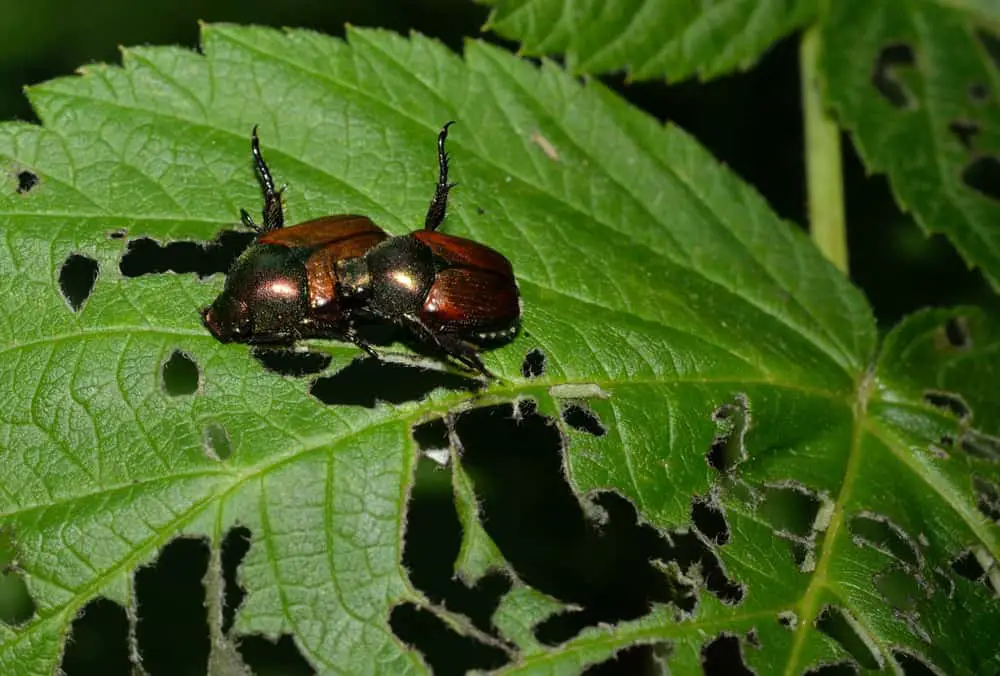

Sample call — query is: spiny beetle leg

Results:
[424,121,457,232]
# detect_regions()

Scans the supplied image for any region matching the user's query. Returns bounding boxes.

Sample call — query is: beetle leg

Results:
[343,324,382,361]
[240,208,261,232]
[250,125,285,232]
[436,333,495,379]
[424,121,458,232]
[401,313,495,379]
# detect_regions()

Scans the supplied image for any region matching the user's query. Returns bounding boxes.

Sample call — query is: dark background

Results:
[0,1,994,674]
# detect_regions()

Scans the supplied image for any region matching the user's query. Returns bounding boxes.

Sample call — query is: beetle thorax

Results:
[363,237,435,318]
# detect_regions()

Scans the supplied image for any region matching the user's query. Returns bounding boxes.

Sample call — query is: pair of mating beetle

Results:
[201,123,520,378]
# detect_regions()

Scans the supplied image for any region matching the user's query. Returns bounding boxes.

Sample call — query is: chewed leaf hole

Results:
[162,351,200,396]
[871,43,916,108]
[973,476,1000,523]
[59,253,99,312]
[119,231,254,278]
[448,403,743,645]
[692,496,730,545]
[815,605,882,670]
[778,611,797,629]
[961,155,1000,201]
[310,358,478,407]
[960,429,1000,462]
[60,599,131,674]
[135,538,211,674]
[521,348,546,378]
[221,526,251,634]
[202,422,231,461]
[252,347,331,377]
[892,649,944,676]
[0,531,35,627]
[389,603,510,674]
[976,28,1000,71]
[950,547,998,595]
[849,513,920,568]
[948,120,979,150]
[237,635,313,676]
[707,394,750,472]
[584,643,668,675]
[402,455,511,637]
[701,633,753,676]
[16,170,38,194]
[560,402,607,437]
[922,391,970,420]
[760,483,822,538]
[412,417,449,451]
[874,566,924,613]
[942,316,971,349]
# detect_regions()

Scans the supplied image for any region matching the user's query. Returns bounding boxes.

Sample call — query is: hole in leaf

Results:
[815,605,882,670]
[135,538,211,675]
[692,496,730,545]
[60,599,131,675]
[59,253,99,312]
[118,231,255,278]
[778,611,797,629]
[849,513,920,568]
[237,634,314,676]
[760,483,822,537]
[969,82,989,103]
[950,547,996,594]
[15,170,38,194]
[976,28,1000,71]
[874,566,924,613]
[871,43,917,108]
[942,316,971,349]
[949,120,979,150]
[413,417,450,452]
[108,229,127,240]
[161,350,199,396]
[202,422,232,461]
[973,476,1000,523]
[389,602,510,675]
[452,404,742,645]
[0,530,35,627]
[560,402,607,437]
[804,664,858,676]
[252,347,331,377]
[220,526,251,634]
[402,455,511,637]
[310,358,479,407]
[707,395,749,472]
[922,391,970,420]
[583,643,668,675]
[892,649,944,676]
[961,155,1000,200]
[521,348,546,378]
[960,429,1000,461]
[701,634,753,676]
[745,628,760,649]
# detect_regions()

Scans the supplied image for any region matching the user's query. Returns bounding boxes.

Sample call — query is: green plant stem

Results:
[800,26,848,274]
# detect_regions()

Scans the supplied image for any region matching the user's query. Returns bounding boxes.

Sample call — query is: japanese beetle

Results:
[202,123,520,378]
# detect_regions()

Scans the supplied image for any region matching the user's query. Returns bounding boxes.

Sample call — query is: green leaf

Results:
[821,0,1000,289]
[0,22,995,675]
[482,0,818,81]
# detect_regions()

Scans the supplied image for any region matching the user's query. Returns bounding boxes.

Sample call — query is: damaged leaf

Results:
[0,22,996,676]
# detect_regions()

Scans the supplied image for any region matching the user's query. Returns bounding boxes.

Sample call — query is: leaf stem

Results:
[800,26,848,274]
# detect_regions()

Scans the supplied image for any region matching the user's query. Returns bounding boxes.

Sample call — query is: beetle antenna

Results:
[424,121,456,231]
